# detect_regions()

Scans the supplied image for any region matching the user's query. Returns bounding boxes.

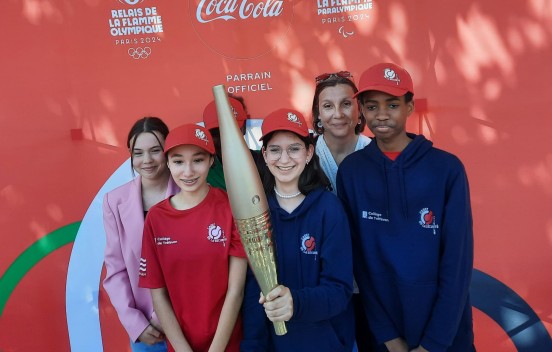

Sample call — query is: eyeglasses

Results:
[315,71,353,84]
[265,144,306,161]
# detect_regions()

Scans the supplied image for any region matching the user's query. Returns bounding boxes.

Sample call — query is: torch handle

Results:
[273,321,287,336]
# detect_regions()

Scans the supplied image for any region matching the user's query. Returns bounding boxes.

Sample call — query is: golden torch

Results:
[212,85,287,336]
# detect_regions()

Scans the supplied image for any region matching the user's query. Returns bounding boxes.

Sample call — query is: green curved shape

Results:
[0,221,81,316]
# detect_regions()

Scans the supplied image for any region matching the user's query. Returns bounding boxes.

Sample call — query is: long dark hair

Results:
[311,76,366,135]
[261,131,330,196]
[127,117,169,174]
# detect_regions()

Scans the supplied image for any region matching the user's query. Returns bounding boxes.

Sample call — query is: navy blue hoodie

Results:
[337,134,474,352]
[241,188,355,352]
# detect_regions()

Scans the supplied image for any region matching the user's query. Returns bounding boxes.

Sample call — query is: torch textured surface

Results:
[213,85,286,335]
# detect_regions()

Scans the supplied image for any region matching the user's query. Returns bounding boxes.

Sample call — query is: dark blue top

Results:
[241,188,355,352]
[337,134,474,352]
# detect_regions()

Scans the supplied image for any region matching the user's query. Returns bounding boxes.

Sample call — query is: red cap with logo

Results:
[164,123,215,155]
[354,62,414,98]
[259,108,310,141]
[203,97,247,130]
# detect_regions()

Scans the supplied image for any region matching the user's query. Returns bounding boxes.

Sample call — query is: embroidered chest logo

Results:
[419,208,439,234]
[207,223,227,246]
[155,236,178,245]
[362,210,390,223]
[300,233,318,256]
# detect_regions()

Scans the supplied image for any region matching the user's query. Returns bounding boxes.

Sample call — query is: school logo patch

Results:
[207,223,227,246]
[300,233,318,255]
[195,128,209,144]
[384,68,401,85]
[287,112,302,126]
[419,208,439,234]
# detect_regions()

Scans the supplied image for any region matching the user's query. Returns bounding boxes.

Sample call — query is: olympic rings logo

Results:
[128,47,151,59]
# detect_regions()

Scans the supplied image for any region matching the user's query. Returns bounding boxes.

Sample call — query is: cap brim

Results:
[259,127,309,141]
[165,143,215,155]
[353,85,409,98]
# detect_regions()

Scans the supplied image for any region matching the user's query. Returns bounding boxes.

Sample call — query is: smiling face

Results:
[360,90,414,151]
[167,144,214,194]
[317,84,360,140]
[130,131,167,181]
[263,131,314,190]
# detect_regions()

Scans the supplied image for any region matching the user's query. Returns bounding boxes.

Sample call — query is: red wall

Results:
[1,0,551,350]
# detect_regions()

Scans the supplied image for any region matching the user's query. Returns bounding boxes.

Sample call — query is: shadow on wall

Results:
[1,0,552,350]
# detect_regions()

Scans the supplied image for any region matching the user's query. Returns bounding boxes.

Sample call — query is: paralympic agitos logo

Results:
[190,0,293,59]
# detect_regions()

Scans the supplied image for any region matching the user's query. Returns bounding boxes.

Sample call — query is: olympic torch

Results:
[212,85,287,336]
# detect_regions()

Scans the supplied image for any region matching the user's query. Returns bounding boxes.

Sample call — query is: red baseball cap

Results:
[202,97,247,130]
[164,123,215,155]
[354,63,414,98]
[259,108,309,141]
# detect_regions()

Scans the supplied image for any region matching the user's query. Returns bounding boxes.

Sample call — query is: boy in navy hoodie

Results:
[337,63,475,352]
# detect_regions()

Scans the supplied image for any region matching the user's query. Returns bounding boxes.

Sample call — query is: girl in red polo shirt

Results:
[139,123,247,352]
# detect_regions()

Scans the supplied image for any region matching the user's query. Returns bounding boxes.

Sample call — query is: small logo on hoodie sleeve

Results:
[419,208,439,234]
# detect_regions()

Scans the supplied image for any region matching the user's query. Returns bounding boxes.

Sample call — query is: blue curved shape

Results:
[471,269,552,351]
[65,159,133,351]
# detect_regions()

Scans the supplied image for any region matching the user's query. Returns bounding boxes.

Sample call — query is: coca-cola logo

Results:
[196,0,284,23]
[190,0,294,59]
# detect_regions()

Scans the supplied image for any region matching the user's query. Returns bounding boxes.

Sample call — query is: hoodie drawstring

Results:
[399,166,408,220]
[382,157,390,220]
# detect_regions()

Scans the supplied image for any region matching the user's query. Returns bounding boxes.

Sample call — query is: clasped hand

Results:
[138,323,165,345]
[259,285,293,322]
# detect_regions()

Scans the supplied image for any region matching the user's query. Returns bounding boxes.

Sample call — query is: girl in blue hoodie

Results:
[240,108,355,352]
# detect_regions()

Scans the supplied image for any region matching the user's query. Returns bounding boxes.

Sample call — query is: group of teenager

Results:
[102,62,476,352]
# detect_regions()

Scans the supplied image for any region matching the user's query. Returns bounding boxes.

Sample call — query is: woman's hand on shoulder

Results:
[260,285,293,322]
